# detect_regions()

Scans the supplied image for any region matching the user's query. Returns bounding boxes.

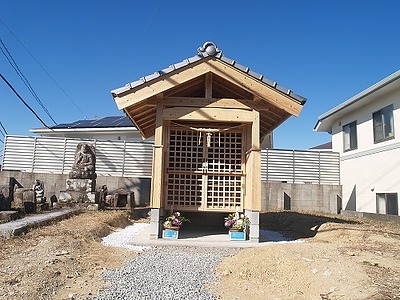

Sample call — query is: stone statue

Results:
[69,143,96,179]
[33,179,45,204]
[99,185,108,209]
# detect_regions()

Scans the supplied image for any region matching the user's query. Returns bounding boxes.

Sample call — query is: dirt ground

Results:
[0,210,399,300]
[215,212,400,300]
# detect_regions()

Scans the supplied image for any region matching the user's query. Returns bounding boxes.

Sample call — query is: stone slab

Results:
[0,208,81,238]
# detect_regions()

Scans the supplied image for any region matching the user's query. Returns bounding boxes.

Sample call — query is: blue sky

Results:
[0,0,399,150]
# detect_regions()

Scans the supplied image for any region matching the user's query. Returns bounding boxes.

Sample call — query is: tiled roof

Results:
[111,41,306,104]
[50,116,135,129]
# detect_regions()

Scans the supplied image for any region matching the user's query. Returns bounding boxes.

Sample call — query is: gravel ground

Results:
[91,246,240,300]
[93,223,298,300]
[92,224,241,299]
[101,223,151,252]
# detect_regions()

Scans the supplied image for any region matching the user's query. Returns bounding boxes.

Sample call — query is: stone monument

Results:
[33,179,48,211]
[59,142,97,204]
[69,143,97,180]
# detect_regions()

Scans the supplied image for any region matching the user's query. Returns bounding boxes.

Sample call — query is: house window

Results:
[373,105,394,143]
[376,193,398,215]
[343,121,357,151]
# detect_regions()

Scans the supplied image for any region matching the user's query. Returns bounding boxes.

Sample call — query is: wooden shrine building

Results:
[111,42,306,241]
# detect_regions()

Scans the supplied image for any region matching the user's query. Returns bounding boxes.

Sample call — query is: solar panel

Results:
[49,116,135,129]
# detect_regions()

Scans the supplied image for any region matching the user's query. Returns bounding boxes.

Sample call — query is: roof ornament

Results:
[197,41,221,57]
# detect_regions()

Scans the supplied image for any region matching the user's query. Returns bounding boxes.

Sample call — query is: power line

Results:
[0,72,49,128]
[0,126,5,137]
[0,37,57,125]
[0,121,7,135]
[0,17,88,119]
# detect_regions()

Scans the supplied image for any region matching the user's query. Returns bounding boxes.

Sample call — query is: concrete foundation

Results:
[245,209,260,242]
[149,208,165,239]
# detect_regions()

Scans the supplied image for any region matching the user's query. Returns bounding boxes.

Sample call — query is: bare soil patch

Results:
[0,210,399,300]
[214,211,400,300]
[0,210,138,300]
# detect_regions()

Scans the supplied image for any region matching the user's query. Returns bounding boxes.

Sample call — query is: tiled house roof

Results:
[112,41,306,104]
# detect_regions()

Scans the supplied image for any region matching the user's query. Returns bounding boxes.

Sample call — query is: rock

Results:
[54,250,69,256]
[220,269,232,276]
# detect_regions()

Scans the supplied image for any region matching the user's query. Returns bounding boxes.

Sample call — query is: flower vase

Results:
[162,226,180,239]
[229,229,246,241]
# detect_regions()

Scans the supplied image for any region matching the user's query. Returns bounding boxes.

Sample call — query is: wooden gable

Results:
[113,56,304,139]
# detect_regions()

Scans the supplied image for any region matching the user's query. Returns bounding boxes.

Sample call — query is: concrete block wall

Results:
[262,181,342,214]
[1,170,341,213]
[0,170,150,207]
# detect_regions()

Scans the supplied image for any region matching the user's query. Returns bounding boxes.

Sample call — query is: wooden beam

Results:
[162,97,254,110]
[205,73,213,98]
[163,107,256,122]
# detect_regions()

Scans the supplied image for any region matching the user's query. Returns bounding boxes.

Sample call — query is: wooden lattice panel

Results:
[167,173,202,207]
[207,132,242,173]
[166,127,243,211]
[206,132,242,209]
[167,129,203,208]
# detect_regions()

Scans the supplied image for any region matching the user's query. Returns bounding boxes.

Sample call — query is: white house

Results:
[315,70,400,216]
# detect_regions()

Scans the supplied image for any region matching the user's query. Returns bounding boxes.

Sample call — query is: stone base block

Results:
[150,208,166,239]
[245,209,260,243]
[59,191,96,203]
[66,179,95,193]
[59,191,72,202]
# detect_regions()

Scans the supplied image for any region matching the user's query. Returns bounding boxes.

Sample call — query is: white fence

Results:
[261,149,340,184]
[2,136,153,177]
[2,136,340,184]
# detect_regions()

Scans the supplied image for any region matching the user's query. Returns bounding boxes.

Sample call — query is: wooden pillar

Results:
[150,103,164,208]
[251,110,261,211]
[244,110,261,211]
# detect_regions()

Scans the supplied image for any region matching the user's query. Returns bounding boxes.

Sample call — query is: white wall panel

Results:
[3,136,339,184]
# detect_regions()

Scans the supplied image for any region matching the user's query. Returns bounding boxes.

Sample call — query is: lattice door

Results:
[166,127,243,211]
